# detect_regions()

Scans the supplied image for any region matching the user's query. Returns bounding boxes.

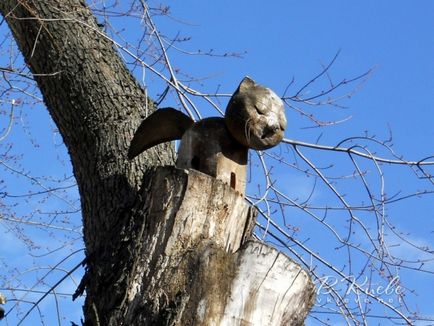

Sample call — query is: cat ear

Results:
[238,76,256,92]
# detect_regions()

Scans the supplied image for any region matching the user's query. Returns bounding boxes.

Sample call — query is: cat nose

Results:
[261,124,279,139]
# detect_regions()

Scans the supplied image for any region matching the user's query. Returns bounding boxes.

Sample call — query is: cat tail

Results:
[128,107,194,159]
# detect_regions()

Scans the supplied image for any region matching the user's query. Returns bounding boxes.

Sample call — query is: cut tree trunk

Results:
[117,166,315,325]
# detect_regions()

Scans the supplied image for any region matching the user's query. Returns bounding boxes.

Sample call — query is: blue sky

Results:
[150,3,434,323]
[1,0,433,325]
[156,1,433,152]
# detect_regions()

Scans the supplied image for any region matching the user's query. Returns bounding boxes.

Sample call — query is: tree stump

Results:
[125,166,315,325]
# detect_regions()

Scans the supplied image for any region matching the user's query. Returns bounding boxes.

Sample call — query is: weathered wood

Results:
[222,242,315,325]
[122,166,315,325]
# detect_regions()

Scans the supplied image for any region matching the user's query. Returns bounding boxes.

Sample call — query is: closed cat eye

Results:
[254,105,264,114]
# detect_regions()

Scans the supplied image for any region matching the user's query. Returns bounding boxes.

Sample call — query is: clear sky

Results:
[0,0,433,325]
[149,3,434,323]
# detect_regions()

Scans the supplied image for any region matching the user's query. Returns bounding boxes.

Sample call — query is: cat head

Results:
[225,77,287,150]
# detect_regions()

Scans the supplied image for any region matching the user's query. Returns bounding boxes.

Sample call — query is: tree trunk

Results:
[1,1,315,324]
[121,167,315,325]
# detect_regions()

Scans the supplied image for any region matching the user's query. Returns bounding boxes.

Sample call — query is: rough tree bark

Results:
[1,1,315,325]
